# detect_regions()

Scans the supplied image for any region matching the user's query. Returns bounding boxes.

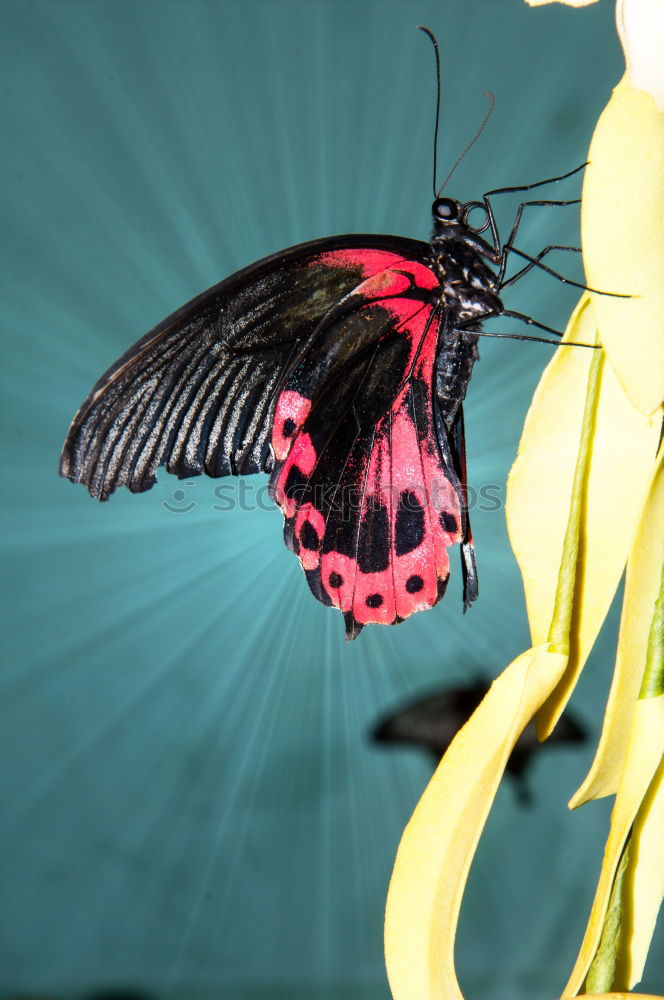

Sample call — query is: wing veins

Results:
[295,299,431,481]
[316,337,386,536]
[348,423,379,621]
[127,341,228,488]
[387,406,397,616]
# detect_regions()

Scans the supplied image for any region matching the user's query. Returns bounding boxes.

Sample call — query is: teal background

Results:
[1,1,661,998]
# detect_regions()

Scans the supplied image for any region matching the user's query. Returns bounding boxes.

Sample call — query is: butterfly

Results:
[59,28,589,640]
[372,680,587,803]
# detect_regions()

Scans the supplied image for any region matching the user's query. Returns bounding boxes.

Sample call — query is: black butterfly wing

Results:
[373,682,586,796]
[60,234,430,501]
[373,682,488,757]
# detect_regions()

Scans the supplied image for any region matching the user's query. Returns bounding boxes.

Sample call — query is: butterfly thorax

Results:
[429,236,501,325]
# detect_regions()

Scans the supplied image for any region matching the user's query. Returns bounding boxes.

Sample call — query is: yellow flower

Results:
[384,2,663,997]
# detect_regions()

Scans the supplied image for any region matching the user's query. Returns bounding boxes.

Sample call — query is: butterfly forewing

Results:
[60,236,428,501]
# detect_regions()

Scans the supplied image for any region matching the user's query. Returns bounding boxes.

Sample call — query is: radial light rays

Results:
[1,0,643,995]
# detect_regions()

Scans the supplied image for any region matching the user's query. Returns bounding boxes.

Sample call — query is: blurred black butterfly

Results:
[372,680,587,804]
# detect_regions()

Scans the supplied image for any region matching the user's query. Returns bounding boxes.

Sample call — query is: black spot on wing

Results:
[405,574,424,594]
[357,499,390,573]
[300,520,320,551]
[282,463,310,508]
[440,510,458,533]
[395,490,425,556]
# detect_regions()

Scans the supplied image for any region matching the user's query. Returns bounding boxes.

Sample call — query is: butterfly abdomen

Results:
[435,331,479,432]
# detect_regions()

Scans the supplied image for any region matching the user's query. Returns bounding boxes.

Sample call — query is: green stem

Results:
[639,563,664,699]
[547,344,604,654]
[583,837,631,994]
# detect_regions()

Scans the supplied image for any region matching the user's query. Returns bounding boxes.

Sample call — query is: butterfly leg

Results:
[457,328,597,348]
[472,195,579,276]
[479,161,586,259]
[483,331,597,348]
[501,245,629,297]
[493,203,580,284]
[455,311,565,338]
[499,244,581,290]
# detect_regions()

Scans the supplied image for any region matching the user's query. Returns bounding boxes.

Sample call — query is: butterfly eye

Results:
[433,198,459,221]
[462,201,490,234]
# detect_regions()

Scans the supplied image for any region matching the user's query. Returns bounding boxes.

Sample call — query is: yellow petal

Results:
[617,0,664,110]
[525,0,599,6]
[384,646,568,1000]
[562,693,664,995]
[576,995,664,999]
[506,297,594,648]
[582,76,664,415]
[572,453,663,806]
[620,758,664,989]
[506,298,661,736]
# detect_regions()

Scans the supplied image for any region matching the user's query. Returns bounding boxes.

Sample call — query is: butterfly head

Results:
[431,197,490,242]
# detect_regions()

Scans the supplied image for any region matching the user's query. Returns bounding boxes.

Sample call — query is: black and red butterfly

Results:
[60,29,589,640]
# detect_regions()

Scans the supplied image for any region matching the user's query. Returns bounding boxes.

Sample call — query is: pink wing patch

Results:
[314,247,412,276]
[269,251,464,638]
[318,306,461,628]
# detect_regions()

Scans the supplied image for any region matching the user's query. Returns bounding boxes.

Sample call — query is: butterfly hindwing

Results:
[268,250,465,638]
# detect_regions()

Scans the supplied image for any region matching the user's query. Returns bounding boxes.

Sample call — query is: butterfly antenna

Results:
[418,26,441,199]
[437,91,495,195]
